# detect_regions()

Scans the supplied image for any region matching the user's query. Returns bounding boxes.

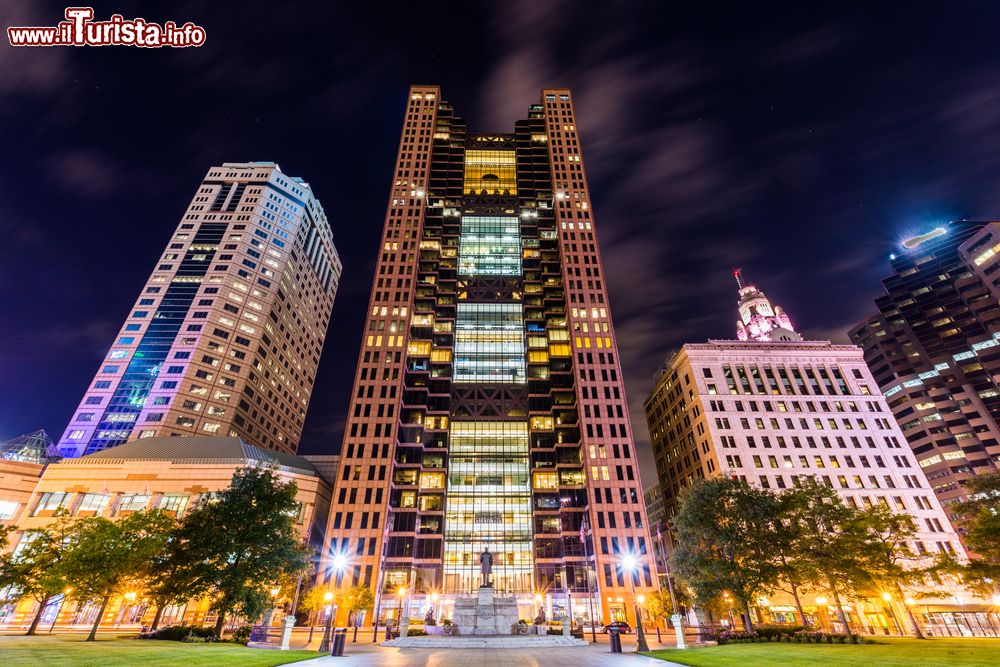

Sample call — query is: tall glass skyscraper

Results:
[323,87,655,628]
[850,221,1000,515]
[58,162,341,457]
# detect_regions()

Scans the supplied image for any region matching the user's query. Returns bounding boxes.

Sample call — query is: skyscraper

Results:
[645,276,984,632]
[322,86,654,628]
[849,221,1000,512]
[58,162,341,458]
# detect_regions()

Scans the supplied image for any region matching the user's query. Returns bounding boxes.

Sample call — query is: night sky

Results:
[4,2,1000,486]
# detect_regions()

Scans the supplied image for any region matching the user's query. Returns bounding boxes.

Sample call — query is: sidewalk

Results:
[292,641,684,666]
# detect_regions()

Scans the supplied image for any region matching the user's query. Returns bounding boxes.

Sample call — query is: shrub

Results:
[141,625,218,642]
[229,625,252,645]
[407,628,427,637]
[755,624,807,640]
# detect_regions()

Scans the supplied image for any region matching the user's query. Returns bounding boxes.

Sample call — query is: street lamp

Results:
[723,592,735,627]
[318,591,335,652]
[620,554,649,652]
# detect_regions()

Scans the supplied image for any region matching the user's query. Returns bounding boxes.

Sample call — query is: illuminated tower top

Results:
[734,269,801,342]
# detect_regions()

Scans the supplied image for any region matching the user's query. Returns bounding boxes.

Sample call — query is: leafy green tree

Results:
[772,490,812,626]
[860,504,925,638]
[173,467,312,638]
[0,511,75,635]
[952,472,1000,591]
[781,478,876,641]
[642,589,674,629]
[60,510,175,641]
[343,584,374,620]
[299,583,341,618]
[144,523,198,631]
[670,478,782,631]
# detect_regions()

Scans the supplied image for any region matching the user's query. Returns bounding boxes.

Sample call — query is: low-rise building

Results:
[0,436,333,630]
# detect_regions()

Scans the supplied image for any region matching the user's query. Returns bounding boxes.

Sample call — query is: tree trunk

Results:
[789,581,807,627]
[743,602,755,633]
[86,595,110,642]
[827,580,854,641]
[895,582,924,639]
[213,610,226,639]
[150,605,165,631]
[26,594,51,636]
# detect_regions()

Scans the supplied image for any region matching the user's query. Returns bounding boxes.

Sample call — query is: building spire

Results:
[734,270,802,342]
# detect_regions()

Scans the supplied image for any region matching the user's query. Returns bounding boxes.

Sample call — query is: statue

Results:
[479,547,494,587]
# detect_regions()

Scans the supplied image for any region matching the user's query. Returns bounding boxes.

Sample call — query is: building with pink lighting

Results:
[645,279,997,636]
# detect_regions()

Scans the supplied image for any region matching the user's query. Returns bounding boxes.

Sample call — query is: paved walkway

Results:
[294,642,680,666]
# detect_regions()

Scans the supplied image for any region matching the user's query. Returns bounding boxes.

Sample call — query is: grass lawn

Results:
[0,633,316,667]
[643,637,1000,667]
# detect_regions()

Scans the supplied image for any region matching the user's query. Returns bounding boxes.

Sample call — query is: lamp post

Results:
[396,586,407,639]
[723,592,736,628]
[263,586,281,628]
[318,592,335,652]
[621,554,649,652]
[319,554,348,652]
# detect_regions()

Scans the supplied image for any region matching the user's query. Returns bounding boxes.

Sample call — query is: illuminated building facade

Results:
[57,163,341,457]
[0,436,332,630]
[322,86,655,628]
[645,279,993,635]
[734,269,801,343]
[849,221,1000,516]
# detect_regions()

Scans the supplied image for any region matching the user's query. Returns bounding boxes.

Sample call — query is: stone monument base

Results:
[451,586,519,636]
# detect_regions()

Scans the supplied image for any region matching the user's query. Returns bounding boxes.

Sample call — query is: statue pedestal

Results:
[453,586,519,635]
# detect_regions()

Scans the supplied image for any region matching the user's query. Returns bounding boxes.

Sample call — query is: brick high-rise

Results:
[849,221,1000,516]
[322,86,655,628]
[58,162,341,457]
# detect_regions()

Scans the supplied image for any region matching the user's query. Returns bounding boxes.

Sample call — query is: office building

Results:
[849,221,1000,512]
[322,86,655,628]
[645,275,991,635]
[57,163,341,457]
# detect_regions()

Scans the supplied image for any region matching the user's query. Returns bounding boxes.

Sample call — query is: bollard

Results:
[332,628,347,656]
[609,628,622,653]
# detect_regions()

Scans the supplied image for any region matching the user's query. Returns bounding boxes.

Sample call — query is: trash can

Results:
[609,628,622,653]
[332,628,347,656]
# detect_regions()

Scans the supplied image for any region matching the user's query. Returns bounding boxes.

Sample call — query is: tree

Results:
[173,467,312,638]
[0,511,75,635]
[781,478,875,641]
[145,524,198,631]
[642,589,674,629]
[860,504,925,638]
[342,584,374,621]
[952,472,1000,591]
[60,510,175,641]
[772,490,812,626]
[299,583,341,617]
[671,478,782,631]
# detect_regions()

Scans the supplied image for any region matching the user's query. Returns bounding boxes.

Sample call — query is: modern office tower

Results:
[322,86,655,628]
[734,269,801,342]
[849,221,1000,512]
[57,163,341,458]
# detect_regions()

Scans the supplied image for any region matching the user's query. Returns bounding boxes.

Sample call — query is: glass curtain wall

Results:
[442,421,533,593]
[454,303,527,384]
[458,216,522,276]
